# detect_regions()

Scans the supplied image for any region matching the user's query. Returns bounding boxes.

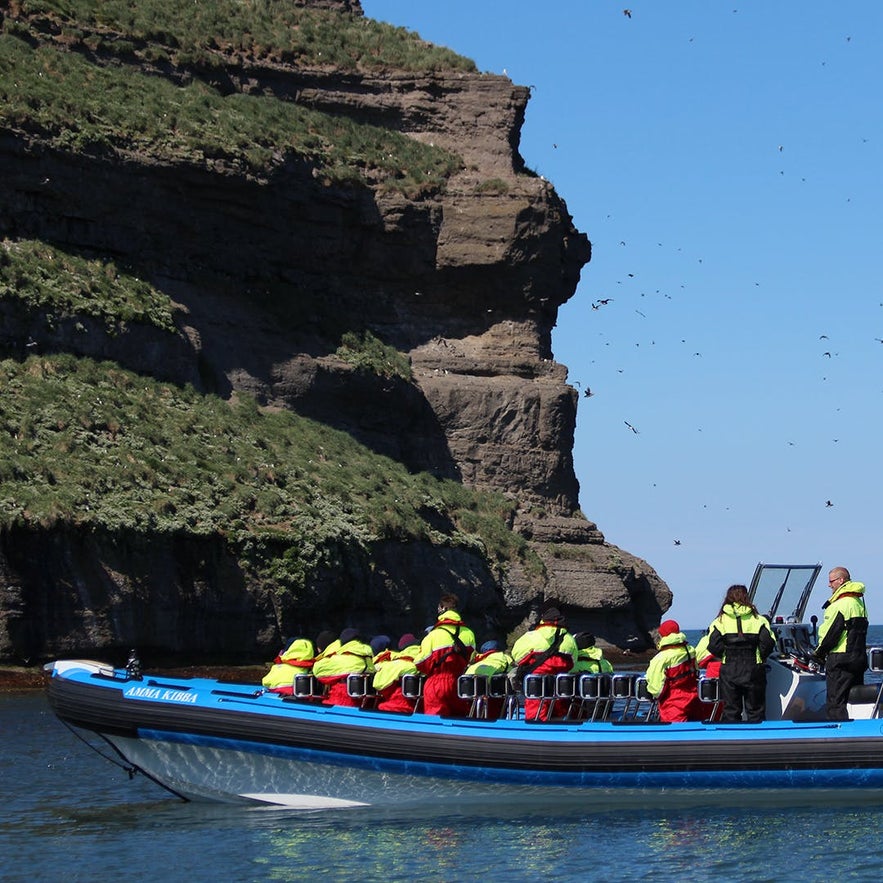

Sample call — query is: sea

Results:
[5,629,883,883]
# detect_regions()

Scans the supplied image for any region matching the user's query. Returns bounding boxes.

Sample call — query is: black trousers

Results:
[719,662,767,723]
[825,654,865,721]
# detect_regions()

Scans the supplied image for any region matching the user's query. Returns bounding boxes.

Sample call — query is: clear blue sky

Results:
[363,1,883,628]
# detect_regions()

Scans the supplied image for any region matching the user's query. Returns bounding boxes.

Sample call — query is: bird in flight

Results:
[825,500,834,508]
[673,539,681,546]
[623,8,632,17]
[583,387,594,398]
[624,421,639,434]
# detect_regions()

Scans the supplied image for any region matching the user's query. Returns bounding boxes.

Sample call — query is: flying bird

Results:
[826,500,834,508]
[623,8,632,17]
[673,539,681,546]
[583,388,594,398]
[624,421,639,434]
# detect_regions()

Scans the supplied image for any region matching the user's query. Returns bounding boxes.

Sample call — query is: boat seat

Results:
[400,673,425,714]
[698,677,724,721]
[293,674,324,700]
[564,673,612,722]
[347,674,379,710]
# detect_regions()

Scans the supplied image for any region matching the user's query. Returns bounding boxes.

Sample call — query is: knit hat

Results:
[541,607,564,623]
[398,633,418,651]
[339,627,361,644]
[658,619,680,638]
[574,632,596,649]
[370,635,391,655]
[315,630,336,652]
[480,640,500,653]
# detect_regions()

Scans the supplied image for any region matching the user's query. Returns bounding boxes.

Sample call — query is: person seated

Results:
[312,627,375,707]
[645,619,703,722]
[571,632,613,674]
[511,605,578,721]
[415,594,476,717]
[370,634,393,667]
[464,640,514,719]
[373,633,420,714]
[262,636,316,694]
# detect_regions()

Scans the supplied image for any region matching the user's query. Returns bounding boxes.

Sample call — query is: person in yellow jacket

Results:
[571,633,613,674]
[707,585,775,723]
[373,633,420,714]
[464,640,514,719]
[812,566,869,720]
[262,636,316,694]
[312,627,375,707]
[415,594,476,717]
[511,606,577,721]
[645,620,703,722]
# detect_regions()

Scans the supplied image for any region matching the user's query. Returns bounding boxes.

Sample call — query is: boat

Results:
[45,563,883,809]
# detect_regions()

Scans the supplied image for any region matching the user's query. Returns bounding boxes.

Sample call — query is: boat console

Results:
[749,563,881,720]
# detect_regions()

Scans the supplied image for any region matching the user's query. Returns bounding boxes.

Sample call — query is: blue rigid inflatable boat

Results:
[45,563,883,809]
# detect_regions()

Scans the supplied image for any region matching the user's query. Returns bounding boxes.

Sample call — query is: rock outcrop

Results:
[0,0,670,662]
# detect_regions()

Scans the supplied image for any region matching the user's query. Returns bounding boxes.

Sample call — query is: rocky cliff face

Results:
[0,0,670,662]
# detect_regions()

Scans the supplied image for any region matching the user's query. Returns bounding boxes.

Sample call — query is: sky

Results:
[362,1,883,628]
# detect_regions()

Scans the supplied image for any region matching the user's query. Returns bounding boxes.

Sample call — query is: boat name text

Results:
[125,686,197,703]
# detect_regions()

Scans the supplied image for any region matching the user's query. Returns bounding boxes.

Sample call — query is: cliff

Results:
[0,0,670,664]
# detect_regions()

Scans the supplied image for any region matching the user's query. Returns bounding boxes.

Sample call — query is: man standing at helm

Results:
[813,566,869,721]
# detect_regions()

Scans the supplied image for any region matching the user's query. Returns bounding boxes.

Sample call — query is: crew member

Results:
[511,605,577,721]
[645,619,702,722]
[312,627,375,707]
[415,594,476,716]
[812,566,869,721]
[707,585,776,723]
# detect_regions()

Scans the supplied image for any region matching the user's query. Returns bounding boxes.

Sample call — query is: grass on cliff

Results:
[0,239,180,334]
[0,354,536,590]
[15,0,477,72]
[0,29,462,193]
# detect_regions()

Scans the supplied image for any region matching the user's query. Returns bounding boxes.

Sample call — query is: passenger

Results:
[373,633,420,714]
[571,632,613,674]
[415,594,476,717]
[370,634,393,666]
[707,585,776,723]
[464,640,514,719]
[811,566,869,721]
[261,636,316,694]
[694,631,721,678]
[645,619,703,722]
[511,605,578,721]
[312,627,375,707]
[694,629,723,721]
[314,629,339,661]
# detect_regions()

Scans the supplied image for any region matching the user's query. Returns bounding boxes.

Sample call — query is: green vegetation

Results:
[335,330,411,381]
[475,178,510,195]
[0,31,462,192]
[16,0,477,72]
[0,355,537,593]
[0,239,179,334]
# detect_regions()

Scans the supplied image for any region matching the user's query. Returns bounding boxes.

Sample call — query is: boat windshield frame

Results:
[748,562,822,623]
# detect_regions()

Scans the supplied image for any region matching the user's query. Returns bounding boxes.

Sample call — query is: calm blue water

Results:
[6,628,883,882]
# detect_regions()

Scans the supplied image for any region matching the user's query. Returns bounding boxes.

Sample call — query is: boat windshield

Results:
[748,563,822,623]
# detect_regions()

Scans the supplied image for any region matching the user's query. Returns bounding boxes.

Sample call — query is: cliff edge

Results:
[0,0,670,662]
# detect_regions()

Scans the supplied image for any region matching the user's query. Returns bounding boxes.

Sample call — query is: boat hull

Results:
[46,660,883,809]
